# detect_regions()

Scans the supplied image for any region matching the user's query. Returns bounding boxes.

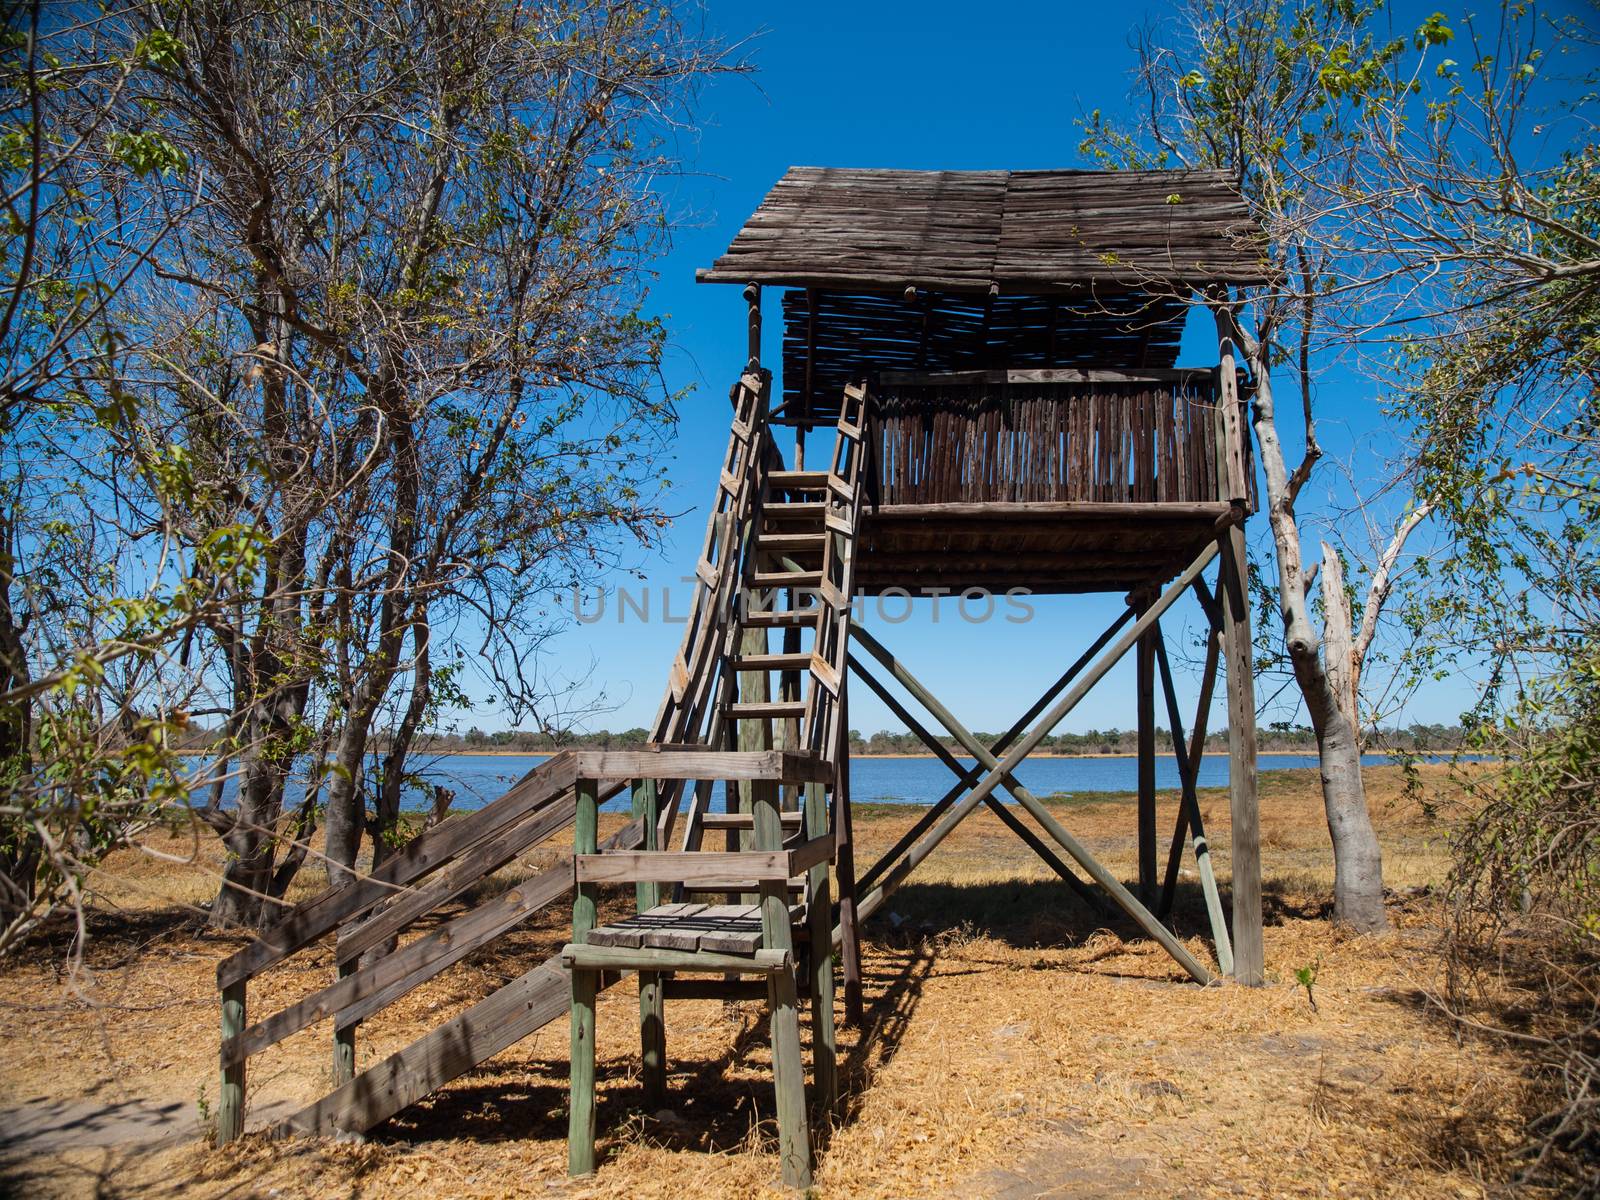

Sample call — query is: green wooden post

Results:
[804,780,837,1115]
[218,981,246,1143]
[333,961,357,1087]
[753,777,812,1188]
[632,777,666,1105]
[1136,596,1158,903]
[568,777,600,1176]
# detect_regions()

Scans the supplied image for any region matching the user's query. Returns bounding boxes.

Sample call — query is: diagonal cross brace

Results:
[839,541,1221,985]
[854,608,1134,897]
[1153,623,1232,975]
[847,650,1109,915]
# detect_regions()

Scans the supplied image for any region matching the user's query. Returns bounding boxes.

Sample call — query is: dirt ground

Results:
[0,764,1541,1198]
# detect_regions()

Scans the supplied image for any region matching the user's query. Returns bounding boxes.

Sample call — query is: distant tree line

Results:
[382,722,1470,757]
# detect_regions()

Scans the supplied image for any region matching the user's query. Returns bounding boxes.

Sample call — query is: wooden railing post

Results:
[218,981,246,1143]
[754,775,812,1189]
[333,962,356,1086]
[633,778,666,1104]
[568,777,600,1175]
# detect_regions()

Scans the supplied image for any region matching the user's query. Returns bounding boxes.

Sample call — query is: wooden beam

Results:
[1154,627,1232,974]
[1160,623,1221,917]
[804,779,838,1112]
[863,500,1234,522]
[833,681,864,1025]
[569,778,601,1176]
[574,836,833,886]
[633,779,665,1104]
[847,653,1105,913]
[335,785,615,966]
[750,764,813,1189]
[561,943,790,974]
[848,623,1211,986]
[878,367,1232,386]
[854,607,1134,897]
[217,752,578,989]
[570,747,831,785]
[285,958,613,1140]
[840,542,1220,984]
[1136,598,1158,903]
[330,821,643,1036]
[1219,526,1264,984]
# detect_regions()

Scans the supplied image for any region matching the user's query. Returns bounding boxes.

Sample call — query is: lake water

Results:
[197,751,1464,814]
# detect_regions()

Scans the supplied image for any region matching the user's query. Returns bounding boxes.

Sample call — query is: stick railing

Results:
[870,370,1248,508]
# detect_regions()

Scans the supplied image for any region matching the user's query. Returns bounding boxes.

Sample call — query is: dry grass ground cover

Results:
[0,764,1544,1198]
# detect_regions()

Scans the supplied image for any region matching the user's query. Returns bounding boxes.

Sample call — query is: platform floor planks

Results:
[584,902,807,955]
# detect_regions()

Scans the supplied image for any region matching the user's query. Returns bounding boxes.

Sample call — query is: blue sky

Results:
[479,0,1495,738]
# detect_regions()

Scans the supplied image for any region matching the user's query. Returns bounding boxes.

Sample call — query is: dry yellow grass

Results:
[0,763,1541,1198]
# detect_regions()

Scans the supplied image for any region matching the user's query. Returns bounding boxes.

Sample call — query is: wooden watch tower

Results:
[210,165,1267,1193]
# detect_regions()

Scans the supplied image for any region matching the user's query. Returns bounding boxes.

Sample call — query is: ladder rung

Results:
[724,701,807,720]
[769,470,830,490]
[758,531,825,549]
[731,651,813,670]
[742,607,822,627]
[764,501,826,518]
[699,811,805,830]
[751,569,822,588]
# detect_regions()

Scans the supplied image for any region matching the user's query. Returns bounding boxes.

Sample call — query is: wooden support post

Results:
[568,778,600,1176]
[633,778,666,1105]
[753,776,812,1188]
[1214,323,1263,985]
[218,980,246,1143]
[833,681,864,1025]
[744,282,762,372]
[1153,627,1233,975]
[804,780,838,1114]
[1135,595,1158,903]
[1220,528,1264,985]
[332,963,356,1087]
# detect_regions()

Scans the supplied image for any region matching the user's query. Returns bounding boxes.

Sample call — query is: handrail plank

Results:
[217,752,578,988]
[335,780,625,965]
[225,815,646,1068]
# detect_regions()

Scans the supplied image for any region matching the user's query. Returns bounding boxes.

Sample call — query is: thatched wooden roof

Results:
[699,167,1272,292]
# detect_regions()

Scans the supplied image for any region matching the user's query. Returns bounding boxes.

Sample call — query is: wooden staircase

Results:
[211,373,869,1194]
[565,377,868,1189]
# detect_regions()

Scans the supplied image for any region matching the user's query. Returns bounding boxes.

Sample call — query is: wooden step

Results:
[731,651,814,671]
[683,877,808,895]
[741,606,822,627]
[750,569,822,588]
[724,700,808,721]
[757,531,826,551]
[699,811,805,830]
[769,470,830,491]
[763,501,826,519]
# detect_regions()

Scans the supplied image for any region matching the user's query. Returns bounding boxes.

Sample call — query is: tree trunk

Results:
[1220,305,1390,933]
[321,723,369,888]
[210,751,287,929]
